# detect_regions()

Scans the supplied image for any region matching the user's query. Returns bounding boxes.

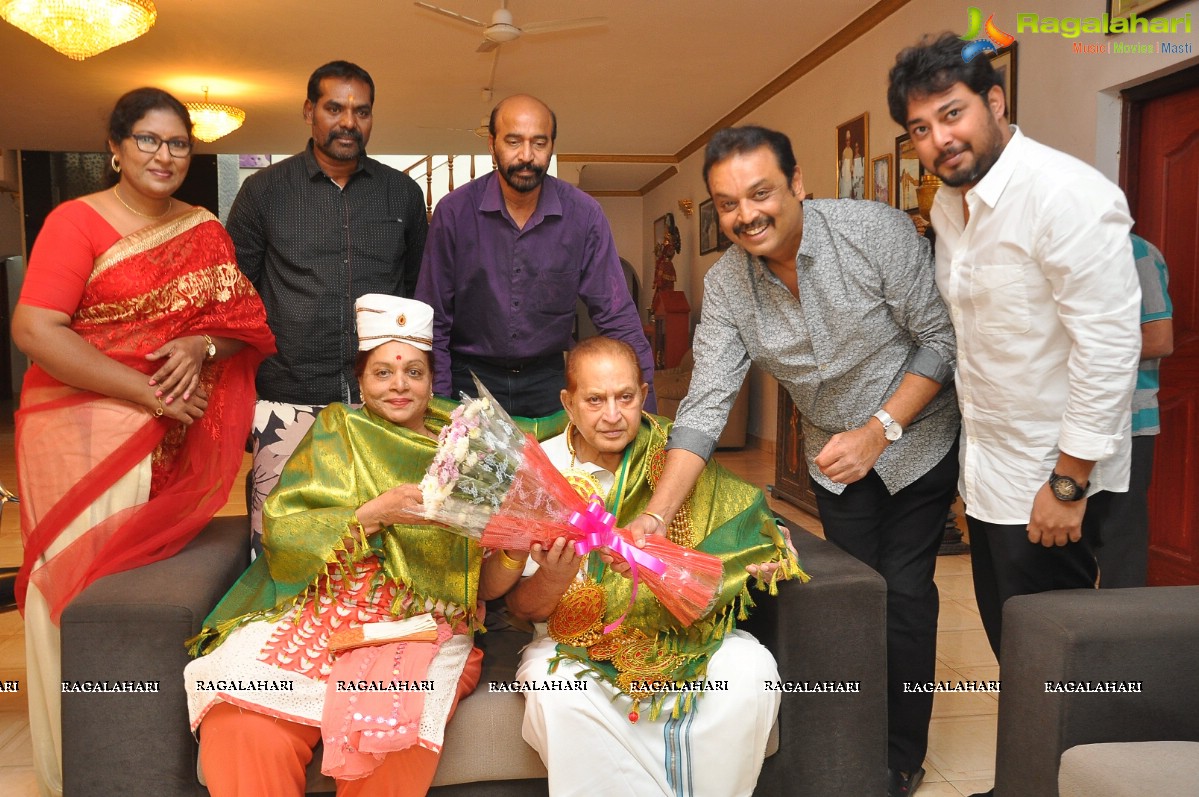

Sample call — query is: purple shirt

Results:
[416,172,656,407]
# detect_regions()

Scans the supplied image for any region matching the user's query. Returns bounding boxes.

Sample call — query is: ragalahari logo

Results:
[960,7,1015,62]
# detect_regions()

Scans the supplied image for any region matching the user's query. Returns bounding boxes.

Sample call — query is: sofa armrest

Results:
[61,516,250,797]
[995,586,1199,797]
[747,525,889,797]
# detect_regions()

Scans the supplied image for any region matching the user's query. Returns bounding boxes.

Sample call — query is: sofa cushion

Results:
[1059,741,1199,797]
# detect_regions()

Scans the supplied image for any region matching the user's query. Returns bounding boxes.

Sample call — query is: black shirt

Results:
[227,141,427,404]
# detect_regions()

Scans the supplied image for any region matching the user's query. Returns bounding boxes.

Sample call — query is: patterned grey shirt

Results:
[670,199,960,495]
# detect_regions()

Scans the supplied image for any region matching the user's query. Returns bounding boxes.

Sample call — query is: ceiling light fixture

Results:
[184,87,246,143]
[0,0,157,61]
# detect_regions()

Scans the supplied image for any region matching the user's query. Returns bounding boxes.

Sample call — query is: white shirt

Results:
[931,127,1141,524]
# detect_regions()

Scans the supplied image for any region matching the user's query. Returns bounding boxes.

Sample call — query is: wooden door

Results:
[773,384,820,517]
[1122,66,1199,585]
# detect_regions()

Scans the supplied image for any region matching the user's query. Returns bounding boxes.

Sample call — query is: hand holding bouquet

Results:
[414,378,722,628]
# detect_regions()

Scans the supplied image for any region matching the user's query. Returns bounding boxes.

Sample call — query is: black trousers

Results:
[450,354,566,418]
[812,442,959,772]
[966,507,1098,658]
[1084,435,1155,588]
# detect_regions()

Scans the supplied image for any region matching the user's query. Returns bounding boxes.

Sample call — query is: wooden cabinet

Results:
[651,290,690,369]
[773,384,820,517]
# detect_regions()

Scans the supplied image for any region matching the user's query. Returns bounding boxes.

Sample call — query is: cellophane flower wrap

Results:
[416,377,722,628]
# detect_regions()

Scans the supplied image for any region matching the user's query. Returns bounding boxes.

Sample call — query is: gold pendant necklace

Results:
[644,413,696,547]
[114,184,172,220]
[562,423,605,500]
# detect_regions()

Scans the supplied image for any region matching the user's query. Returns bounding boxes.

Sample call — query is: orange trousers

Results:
[199,647,483,797]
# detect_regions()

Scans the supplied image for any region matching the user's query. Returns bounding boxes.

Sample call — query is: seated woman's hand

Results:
[146,335,207,403]
[530,537,583,590]
[358,484,425,532]
[158,389,207,425]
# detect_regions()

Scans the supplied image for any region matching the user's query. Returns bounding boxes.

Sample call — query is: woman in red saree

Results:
[11,87,275,797]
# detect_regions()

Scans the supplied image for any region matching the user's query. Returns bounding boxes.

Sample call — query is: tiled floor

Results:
[0,437,996,796]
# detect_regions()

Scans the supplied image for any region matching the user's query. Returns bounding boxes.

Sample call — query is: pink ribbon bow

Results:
[569,496,668,634]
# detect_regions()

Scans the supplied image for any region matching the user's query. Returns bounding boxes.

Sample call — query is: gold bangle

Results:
[498,549,527,571]
[642,511,667,530]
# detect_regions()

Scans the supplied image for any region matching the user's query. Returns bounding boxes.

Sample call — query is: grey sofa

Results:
[993,586,1199,797]
[60,514,888,796]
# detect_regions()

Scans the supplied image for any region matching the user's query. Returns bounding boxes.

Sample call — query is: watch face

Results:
[884,423,902,442]
[1051,477,1080,501]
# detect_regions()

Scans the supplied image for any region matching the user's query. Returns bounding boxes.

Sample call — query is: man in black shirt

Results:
[227,60,427,554]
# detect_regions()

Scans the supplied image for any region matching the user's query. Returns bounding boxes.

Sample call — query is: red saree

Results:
[16,206,275,623]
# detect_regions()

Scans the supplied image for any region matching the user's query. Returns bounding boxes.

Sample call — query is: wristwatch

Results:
[872,409,903,442]
[1048,470,1088,502]
[202,334,216,361]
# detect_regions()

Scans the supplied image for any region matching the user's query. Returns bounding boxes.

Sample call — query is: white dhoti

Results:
[25,457,151,797]
[518,630,781,797]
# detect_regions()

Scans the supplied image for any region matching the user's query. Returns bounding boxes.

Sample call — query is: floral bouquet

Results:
[415,377,723,628]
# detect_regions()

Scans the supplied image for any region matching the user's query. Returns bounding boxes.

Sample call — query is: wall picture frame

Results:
[835,113,869,199]
[871,154,893,207]
[987,42,1018,124]
[653,213,670,251]
[1106,0,1185,22]
[698,199,719,255]
[894,133,925,215]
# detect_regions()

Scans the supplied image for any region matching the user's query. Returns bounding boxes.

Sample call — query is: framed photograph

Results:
[894,133,925,215]
[871,154,893,207]
[987,42,1017,124]
[238,154,271,168]
[698,199,719,255]
[1107,0,1185,22]
[653,212,681,258]
[835,113,869,199]
[717,223,731,251]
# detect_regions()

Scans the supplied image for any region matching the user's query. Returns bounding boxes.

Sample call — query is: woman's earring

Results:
[111,155,120,173]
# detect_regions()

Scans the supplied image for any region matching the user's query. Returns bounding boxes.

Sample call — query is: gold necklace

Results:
[114,184,172,220]
[643,413,696,547]
[562,423,605,500]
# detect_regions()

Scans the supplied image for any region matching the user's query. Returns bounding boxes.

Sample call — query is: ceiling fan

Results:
[414,1,607,53]
[420,116,491,138]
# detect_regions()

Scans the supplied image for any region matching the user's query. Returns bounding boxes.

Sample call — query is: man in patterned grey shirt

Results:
[629,126,960,797]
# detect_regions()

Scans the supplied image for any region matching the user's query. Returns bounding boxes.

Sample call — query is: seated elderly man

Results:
[491,336,805,797]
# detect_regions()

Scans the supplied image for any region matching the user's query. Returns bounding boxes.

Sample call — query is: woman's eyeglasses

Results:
[129,133,192,158]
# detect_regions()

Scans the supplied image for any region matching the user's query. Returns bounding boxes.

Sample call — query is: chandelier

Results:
[0,0,157,61]
[185,87,246,143]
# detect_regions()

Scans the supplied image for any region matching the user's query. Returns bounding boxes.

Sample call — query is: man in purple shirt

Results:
[416,94,654,416]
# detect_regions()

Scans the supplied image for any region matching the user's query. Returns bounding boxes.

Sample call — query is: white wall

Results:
[595,195,648,306]
[644,0,1199,443]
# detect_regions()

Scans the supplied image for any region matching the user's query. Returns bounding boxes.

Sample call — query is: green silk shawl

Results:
[191,397,566,656]
[552,415,808,715]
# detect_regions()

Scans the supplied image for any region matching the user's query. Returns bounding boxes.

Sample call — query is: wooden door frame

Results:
[1119,62,1199,220]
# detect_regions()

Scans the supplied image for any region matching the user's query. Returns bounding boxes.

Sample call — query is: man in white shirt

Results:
[887,34,1141,673]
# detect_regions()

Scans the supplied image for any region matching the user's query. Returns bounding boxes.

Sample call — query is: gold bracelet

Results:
[154,398,165,418]
[641,511,667,531]
[498,549,527,571]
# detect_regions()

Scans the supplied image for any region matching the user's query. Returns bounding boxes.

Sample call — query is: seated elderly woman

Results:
[493,336,805,797]
[185,295,522,797]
